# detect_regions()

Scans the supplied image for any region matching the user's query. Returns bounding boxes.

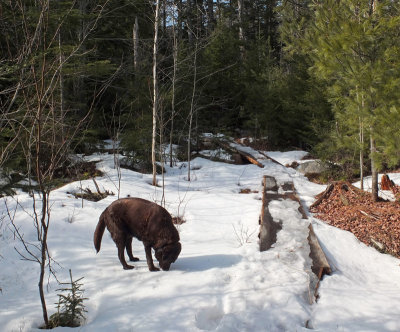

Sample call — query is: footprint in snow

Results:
[195,306,224,331]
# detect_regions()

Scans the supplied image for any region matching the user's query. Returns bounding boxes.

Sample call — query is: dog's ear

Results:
[155,247,163,262]
[154,238,168,250]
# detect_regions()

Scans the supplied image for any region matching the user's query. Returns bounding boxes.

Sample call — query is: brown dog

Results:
[94,198,181,271]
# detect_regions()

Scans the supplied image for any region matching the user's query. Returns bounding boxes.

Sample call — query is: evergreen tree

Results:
[309,0,400,199]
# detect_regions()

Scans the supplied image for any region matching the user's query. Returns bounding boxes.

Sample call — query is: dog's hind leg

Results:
[144,244,160,271]
[117,242,135,270]
[125,237,139,262]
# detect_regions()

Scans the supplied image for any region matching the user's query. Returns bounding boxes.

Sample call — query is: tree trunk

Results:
[162,0,167,32]
[58,29,65,143]
[177,0,183,40]
[133,16,139,71]
[207,0,214,31]
[152,0,161,187]
[38,192,49,328]
[170,10,178,168]
[238,0,244,60]
[187,41,198,181]
[370,132,378,202]
[359,118,364,190]
[187,0,193,43]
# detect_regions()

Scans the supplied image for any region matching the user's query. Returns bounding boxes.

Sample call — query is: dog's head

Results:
[155,242,181,271]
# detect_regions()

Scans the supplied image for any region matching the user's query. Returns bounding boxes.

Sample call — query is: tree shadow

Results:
[173,254,242,272]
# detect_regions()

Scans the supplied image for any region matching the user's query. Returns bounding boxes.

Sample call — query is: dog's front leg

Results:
[144,245,160,271]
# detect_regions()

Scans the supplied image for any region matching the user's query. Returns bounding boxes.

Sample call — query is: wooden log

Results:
[257,150,285,167]
[259,176,282,251]
[310,183,334,209]
[308,224,331,301]
[216,140,264,168]
[308,224,332,279]
[263,175,278,192]
[287,192,308,219]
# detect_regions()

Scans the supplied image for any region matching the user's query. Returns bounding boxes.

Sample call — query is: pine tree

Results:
[49,270,88,328]
[309,0,400,200]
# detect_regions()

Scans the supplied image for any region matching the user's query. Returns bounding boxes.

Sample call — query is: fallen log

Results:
[308,224,332,298]
[259,175,282,251]
[310,183,334,209]
[216,140,264,168]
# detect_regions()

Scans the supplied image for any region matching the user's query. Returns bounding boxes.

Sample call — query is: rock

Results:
[296,160,328,175]
[0,169,11,187]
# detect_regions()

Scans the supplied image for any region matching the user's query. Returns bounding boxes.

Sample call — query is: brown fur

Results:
[94,198,181,271]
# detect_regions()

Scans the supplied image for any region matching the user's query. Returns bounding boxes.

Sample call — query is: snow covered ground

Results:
[1,148,400,331]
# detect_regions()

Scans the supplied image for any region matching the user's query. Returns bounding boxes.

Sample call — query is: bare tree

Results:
[187,40,199,181]
[1,1,109,328]
[133,16,139,72]
[169,3,179,168]
[152,0,161,187]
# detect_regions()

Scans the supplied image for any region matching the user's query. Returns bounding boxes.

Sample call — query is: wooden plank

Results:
[308,224,332,280]
[259,175,282,251]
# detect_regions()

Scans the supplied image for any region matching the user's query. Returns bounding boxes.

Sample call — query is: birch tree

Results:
[152,0,161,186]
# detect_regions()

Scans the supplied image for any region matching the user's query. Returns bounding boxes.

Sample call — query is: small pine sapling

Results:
[48,269,88,328]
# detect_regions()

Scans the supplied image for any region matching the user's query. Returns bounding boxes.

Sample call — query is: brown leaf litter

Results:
[310,180,400,258]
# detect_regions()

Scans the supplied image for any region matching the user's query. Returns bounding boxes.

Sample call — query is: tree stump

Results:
[381,174,394,191]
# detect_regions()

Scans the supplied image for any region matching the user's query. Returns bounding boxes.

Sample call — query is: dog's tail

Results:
[94,211,106,253]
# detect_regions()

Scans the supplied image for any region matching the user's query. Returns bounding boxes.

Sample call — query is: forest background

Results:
[1,0,400,194]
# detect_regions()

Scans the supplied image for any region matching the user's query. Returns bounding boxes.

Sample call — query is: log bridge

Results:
[259,175,331,300]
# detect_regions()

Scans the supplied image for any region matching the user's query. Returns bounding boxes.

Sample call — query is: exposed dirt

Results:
[310,181,400,258]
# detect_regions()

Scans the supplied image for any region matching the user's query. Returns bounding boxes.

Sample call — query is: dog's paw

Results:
[149,266,160,272]
[129,257,140,262]
[123,265,135,270]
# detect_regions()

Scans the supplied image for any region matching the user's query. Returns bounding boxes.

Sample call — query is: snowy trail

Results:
[1,148,400,331]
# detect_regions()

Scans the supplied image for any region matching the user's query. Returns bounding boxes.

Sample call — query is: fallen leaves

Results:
[310,181,400,258]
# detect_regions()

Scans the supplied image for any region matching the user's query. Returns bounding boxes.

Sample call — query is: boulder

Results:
[296,160,328,175]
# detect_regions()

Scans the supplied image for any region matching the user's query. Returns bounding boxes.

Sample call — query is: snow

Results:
[264,151,310,166]
[353,173,400,201]
[1,149,400,331]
